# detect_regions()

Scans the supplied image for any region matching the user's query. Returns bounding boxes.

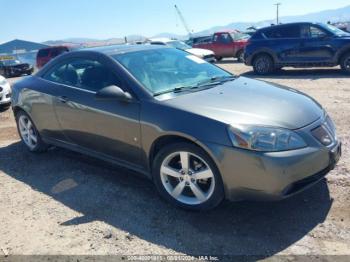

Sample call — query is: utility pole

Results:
[275,3,281,24]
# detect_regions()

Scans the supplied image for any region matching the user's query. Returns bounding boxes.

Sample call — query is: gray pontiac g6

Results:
[11,45,341,210]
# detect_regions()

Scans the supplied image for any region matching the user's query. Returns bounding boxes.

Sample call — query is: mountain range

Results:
[191,4,350,37]
[43,5,350,45]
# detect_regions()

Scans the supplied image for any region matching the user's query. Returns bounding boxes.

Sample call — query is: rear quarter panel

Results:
[12,76,65,140]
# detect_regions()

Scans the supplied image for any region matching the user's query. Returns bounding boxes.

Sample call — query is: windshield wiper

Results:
[196,75,237,88]
[153,86,195,96]
[153,75,237,96]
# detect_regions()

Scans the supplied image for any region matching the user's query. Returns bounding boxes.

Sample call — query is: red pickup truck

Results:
[193,30,250,62]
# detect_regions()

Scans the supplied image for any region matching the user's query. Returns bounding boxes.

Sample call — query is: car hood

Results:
[164,77,323,129]
[186,48,214,57]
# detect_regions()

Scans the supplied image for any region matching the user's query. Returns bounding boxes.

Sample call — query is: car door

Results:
[298,24,335,62]
[44,55,143,166]
[263,25,302,63]
[212,33,234,57]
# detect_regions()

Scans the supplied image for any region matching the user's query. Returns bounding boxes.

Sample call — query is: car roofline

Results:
[256,22,323,32]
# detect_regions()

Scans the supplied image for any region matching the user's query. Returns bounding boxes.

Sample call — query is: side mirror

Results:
[95,85,132,101]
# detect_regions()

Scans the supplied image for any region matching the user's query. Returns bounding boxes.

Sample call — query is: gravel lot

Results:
[0,61,349,259]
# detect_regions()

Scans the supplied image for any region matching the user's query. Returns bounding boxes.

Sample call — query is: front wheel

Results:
[340,52,350,74]
[16,110,48,152]
[253,54,275,75]
[153,143,224,211]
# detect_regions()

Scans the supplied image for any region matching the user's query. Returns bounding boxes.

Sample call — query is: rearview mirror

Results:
[95,85,132,101]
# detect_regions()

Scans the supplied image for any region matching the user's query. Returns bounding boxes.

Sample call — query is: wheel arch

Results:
[337,46,350,64]
[12,105,28,117]
[252,51,276,64]
[148,134,221,176]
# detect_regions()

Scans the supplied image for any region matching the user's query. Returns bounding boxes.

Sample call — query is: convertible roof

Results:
[84,44,167,56]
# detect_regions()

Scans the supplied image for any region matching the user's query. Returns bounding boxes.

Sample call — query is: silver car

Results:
[11,45,341,210]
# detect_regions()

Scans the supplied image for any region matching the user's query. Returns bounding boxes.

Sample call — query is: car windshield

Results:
[166,41,192,50]
[321,24,350,36]
[113,48,233,95]
[230,32,250,41]
[2,60,21,66]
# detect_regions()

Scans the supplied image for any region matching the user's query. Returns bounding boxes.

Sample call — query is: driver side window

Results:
[43,58,122,92]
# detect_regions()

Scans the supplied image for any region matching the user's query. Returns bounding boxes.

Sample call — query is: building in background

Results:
[0,39,49,65]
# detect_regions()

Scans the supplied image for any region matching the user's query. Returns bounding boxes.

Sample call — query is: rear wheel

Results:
[16,110,48,152]
[253,54,275,75]
[340,52,350,74]
[153,143,224,211]
[236,50,245,62]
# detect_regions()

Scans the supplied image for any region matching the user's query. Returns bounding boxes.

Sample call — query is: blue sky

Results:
[1,0,349,43]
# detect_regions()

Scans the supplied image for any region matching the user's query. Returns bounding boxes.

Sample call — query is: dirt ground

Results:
[0,61,349,260]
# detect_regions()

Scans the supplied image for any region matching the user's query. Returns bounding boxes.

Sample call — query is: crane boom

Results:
[174,5,192,37]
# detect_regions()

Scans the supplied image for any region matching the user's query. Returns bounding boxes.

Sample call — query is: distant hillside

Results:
[151,32,187,40]
[41,5,350,44]
[193,5,350,36]
[43,35,147,47]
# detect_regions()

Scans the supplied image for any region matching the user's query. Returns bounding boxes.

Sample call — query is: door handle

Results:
[58,96,68,103]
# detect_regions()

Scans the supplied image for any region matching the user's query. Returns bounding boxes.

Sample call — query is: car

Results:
[12,45,341,211]
[244,22,350,75]
[36,46,70,69]
[192,30,250,62]
[149,38,216,63]
[185,35,212,46]
[0,75,11,109]
[0,59,34,78]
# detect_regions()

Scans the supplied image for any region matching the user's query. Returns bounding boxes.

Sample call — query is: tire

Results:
[15,110,48,152]
[236,50,245,62]
[152,142,224,211]
[253,54,275,75]
[340,52,350,74]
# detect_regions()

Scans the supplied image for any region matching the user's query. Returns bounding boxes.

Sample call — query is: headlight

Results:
[228,125,307,152]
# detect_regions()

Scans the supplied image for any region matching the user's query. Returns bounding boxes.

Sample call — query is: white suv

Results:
[0,75,11,109]
[149,38,216,63]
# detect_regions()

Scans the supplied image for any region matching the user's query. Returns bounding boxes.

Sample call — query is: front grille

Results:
[311,116,337,146]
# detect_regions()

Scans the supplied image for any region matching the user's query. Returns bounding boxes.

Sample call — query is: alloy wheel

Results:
[160,151,215,205]
[256,57,270,74]
[18,115,38,150]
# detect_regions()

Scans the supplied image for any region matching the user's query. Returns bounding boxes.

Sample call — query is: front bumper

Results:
[204,118,341,201]
[203,55,216,63]
[0,83,11,105]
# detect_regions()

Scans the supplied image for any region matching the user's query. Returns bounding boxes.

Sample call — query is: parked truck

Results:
[192,30,250,62]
